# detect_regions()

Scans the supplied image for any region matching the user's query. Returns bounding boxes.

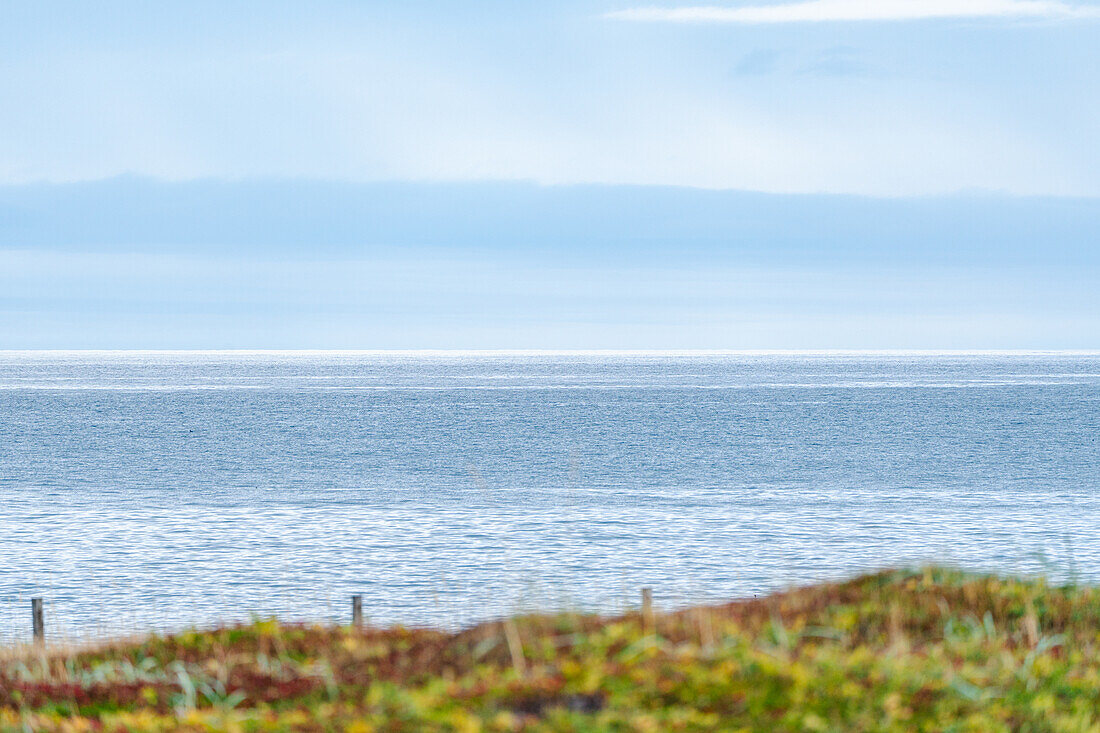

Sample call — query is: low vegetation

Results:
[3,568,1099,731]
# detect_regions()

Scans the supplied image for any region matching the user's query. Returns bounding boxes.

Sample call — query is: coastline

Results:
[3,567,1095,731]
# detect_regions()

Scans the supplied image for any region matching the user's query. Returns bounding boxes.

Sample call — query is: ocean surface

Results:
[2,351,1099,643]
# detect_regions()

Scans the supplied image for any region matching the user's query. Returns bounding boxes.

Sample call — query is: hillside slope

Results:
[2,568,1097,731]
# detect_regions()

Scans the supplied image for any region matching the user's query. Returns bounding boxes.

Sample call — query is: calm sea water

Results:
[2,351,1099,642]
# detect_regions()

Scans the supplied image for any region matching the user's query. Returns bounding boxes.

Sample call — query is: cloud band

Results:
[606,0,1100,23]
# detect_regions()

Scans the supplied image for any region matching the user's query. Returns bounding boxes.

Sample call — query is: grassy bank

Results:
[2,568,1098,731]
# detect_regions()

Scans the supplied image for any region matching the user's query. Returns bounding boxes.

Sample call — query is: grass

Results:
[3,567,1100,731]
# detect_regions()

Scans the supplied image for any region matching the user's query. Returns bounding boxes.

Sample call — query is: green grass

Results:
[3,567,1100,731]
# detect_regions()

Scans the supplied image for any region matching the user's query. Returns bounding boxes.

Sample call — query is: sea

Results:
[1,351,1098,643]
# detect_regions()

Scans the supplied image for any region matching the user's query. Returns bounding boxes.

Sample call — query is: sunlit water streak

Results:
[1,351,1098,643]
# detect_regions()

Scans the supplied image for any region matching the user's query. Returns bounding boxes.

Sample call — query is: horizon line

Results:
[2,349,1099,357]
[3,174,1100,203]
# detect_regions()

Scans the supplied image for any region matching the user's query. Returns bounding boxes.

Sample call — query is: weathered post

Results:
[503,617,527,677]
[351,594,363,627]
[31,598,44,643]
[641,587,654,635]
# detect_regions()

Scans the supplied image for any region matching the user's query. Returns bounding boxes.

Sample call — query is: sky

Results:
[1,0,1099,348]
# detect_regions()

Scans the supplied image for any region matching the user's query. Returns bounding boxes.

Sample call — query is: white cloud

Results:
[607,0,1100,23]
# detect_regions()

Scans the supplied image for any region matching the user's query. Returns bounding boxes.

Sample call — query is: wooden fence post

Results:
[641,587,654,634]
[352,594,363,627]
[31,598,44,643]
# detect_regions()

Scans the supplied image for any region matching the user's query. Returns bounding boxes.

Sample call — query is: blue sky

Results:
[2,1,1099,348]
